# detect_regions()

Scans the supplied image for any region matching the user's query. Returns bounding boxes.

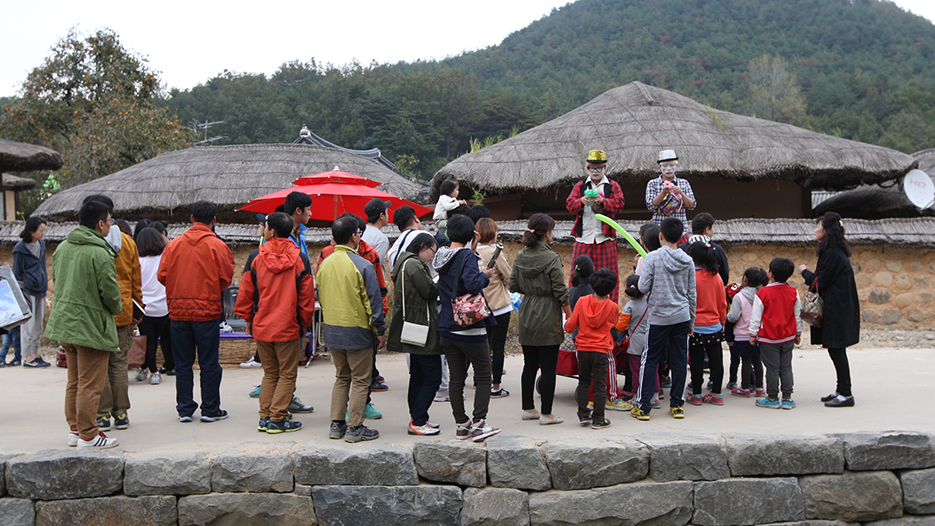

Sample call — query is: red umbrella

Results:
[291,169,381,188]
[238,183,432,222]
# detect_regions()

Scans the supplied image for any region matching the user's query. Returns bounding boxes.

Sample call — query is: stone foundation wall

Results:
[2,431,935,526]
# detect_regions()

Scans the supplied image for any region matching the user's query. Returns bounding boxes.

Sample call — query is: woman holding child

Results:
[798,212,860,408]
[510,213,571,425]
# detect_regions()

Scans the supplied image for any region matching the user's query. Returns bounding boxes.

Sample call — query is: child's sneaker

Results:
[490,388,510,398]
[706,379,714,391]
[688,394,703,406]
[344,424,379,443]
[669,406,685,419]
[702,393,724,405]
[755,388,767,397]
[726,381,738,390]
[781,399,796,410]
[630,406,650,421]
[456,420,474,440]
[408,421,441,436]
[756,397,781,409]
[469,419,501,442]
[731,387,752,398]
[579,415,592,427]
[591,418,611,430]
[586,401,594,410]
[267,417,302,434]
[651,398,662,409]
[606,398,633,411]
[77,432,118,449]
[660,377,672,389]
[329,421,347,439]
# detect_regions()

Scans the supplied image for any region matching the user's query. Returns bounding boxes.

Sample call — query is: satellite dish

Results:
[903,169,935,210]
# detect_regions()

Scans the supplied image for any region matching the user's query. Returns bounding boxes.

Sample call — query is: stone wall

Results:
[2,431,935,526]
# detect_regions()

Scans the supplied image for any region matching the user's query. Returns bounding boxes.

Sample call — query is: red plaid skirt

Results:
[571,241,620,303]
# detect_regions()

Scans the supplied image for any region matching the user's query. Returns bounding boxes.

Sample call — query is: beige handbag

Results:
[400,260,429,347]
[801,280,823,328]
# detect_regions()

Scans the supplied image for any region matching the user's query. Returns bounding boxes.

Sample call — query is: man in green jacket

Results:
[45,200,123,449]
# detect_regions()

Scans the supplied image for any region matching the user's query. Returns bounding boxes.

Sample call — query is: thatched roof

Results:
[432,81,917,199]
[0,138,63,173]
[0,173,37,190]
[814,148,935,219]
[5,217,934,248]
[33,144,423,223]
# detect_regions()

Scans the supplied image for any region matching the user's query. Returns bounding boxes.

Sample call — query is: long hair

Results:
[816,211,851,257]
[136,227,168,257]
[522,213,555,247]
[20,216,47,242]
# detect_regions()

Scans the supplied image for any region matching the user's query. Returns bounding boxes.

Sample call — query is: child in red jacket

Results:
[235,212,315,434]
[564,269,619,430]
[686,242,728,406]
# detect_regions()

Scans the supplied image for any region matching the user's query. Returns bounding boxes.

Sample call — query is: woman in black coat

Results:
[798,212,860,408]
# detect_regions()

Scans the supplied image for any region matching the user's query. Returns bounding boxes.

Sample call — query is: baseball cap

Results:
[364,198,391,217]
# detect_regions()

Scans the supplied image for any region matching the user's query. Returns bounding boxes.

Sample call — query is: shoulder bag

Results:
[399,259,430,346]
[450,250,491,327]
[801,279,823,328]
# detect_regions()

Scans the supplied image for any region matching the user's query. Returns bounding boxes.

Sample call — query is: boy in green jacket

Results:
[45,200,123,448]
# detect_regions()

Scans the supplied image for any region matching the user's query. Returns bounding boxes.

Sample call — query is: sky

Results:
[1,0,934,98]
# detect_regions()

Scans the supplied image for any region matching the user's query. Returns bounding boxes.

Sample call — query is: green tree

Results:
[0,28,190,192]
[746,55,806,124]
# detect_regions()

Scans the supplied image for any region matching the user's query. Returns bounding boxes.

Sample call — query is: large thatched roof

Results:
[1,173,37,190]
[33,144,423,223]
[432,81,917,198]
[0,138,63,173]
[814,149,935,219]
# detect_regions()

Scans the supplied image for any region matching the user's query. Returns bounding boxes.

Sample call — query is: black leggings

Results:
[139,314,173,373]
[487,312,511,386]
[521,344,559,414]
[689,335,724,394]
[827,347,852,397]
[741,355,763,390]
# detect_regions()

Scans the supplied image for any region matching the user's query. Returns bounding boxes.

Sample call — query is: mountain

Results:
[165,0,935,178]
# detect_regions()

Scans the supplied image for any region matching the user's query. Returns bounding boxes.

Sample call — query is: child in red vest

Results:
[748,257,802,410]
[564,269,620,430]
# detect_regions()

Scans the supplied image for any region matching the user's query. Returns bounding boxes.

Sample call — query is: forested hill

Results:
[166,0,935,179]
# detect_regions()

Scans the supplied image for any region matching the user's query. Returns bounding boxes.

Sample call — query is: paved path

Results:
[1,347,932,455]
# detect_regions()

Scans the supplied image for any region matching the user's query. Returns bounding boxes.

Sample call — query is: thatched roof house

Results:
[33,143,423,223]
[0,138,64,173]
[814,149,935,219]
[433,82,917,221]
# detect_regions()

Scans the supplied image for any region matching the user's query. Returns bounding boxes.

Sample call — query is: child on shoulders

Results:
[433,179,468,241]
[749,257,802,410]
[564,269,620,430]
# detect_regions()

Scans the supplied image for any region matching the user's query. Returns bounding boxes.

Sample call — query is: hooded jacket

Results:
[433,246,490,341]
[638,246,696,326]
[234,237,315,342]
[158,222,234,322]
[563,293,619,353]
[13,239,48,296]
[726,286,759,339]
[509,241,569,346]
[317,244,386,350]
[44,225,122,352]
[387,250,442,355]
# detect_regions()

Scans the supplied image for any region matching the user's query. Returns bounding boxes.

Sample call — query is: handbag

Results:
[128,333,147,368]
[450,250,491,327]
[801,279,823,328]
[399,260,430,347]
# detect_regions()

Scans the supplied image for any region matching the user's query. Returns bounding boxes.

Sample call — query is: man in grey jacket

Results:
[632,217,696,421]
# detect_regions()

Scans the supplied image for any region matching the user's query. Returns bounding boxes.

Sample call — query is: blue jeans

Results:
[408,354,442,426]
[0,326,21,362]
[171,318,223,417]
[638,321,691,413]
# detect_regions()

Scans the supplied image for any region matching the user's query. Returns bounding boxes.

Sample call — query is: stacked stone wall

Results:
[2,431,935,525]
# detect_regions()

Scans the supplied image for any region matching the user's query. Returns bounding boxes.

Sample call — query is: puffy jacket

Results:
[564,293,618,353]
[387,251,442,355]
[157,223,234,321]
[45,225,122,352]
[316,244,386,350]
[509,242,568,346]
[235,238,314,342]
[13,239,47,296]
[114,232,143,326]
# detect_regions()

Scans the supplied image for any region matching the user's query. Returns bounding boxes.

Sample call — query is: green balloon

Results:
[595,214,648,258]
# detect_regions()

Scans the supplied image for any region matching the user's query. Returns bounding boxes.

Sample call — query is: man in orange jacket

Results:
[235,212,315,434]
[158,201,234,423]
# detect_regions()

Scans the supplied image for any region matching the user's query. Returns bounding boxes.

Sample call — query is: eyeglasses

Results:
[355,230,364,235]
[587,166,605,173]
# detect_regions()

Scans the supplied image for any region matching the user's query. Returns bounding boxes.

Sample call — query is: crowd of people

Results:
[9,146,860,448]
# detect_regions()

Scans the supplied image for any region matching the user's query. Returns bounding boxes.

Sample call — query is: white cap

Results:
[657,149,678,163]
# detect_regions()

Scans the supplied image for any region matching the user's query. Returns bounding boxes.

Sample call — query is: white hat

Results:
[657,149,678,163]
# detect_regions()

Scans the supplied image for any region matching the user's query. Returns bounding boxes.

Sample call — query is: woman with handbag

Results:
[388,233,444,436]
[475,218,513,398]
[510,213,572,425]
[798,212,860,408]
[433,215,501,442]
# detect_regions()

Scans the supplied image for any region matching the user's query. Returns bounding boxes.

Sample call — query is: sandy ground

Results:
[1,343,933,455]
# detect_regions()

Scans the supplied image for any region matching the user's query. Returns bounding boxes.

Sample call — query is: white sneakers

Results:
[240,357,262,368]
[76,432,119,449]
[150,372,161,385]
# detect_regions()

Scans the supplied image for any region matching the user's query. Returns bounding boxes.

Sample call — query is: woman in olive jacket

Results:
[510,213,571,425]
[798,212,860,408]
[387,233,443,435]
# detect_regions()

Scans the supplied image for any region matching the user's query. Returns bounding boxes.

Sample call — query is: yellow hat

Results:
[587,150,607,163]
